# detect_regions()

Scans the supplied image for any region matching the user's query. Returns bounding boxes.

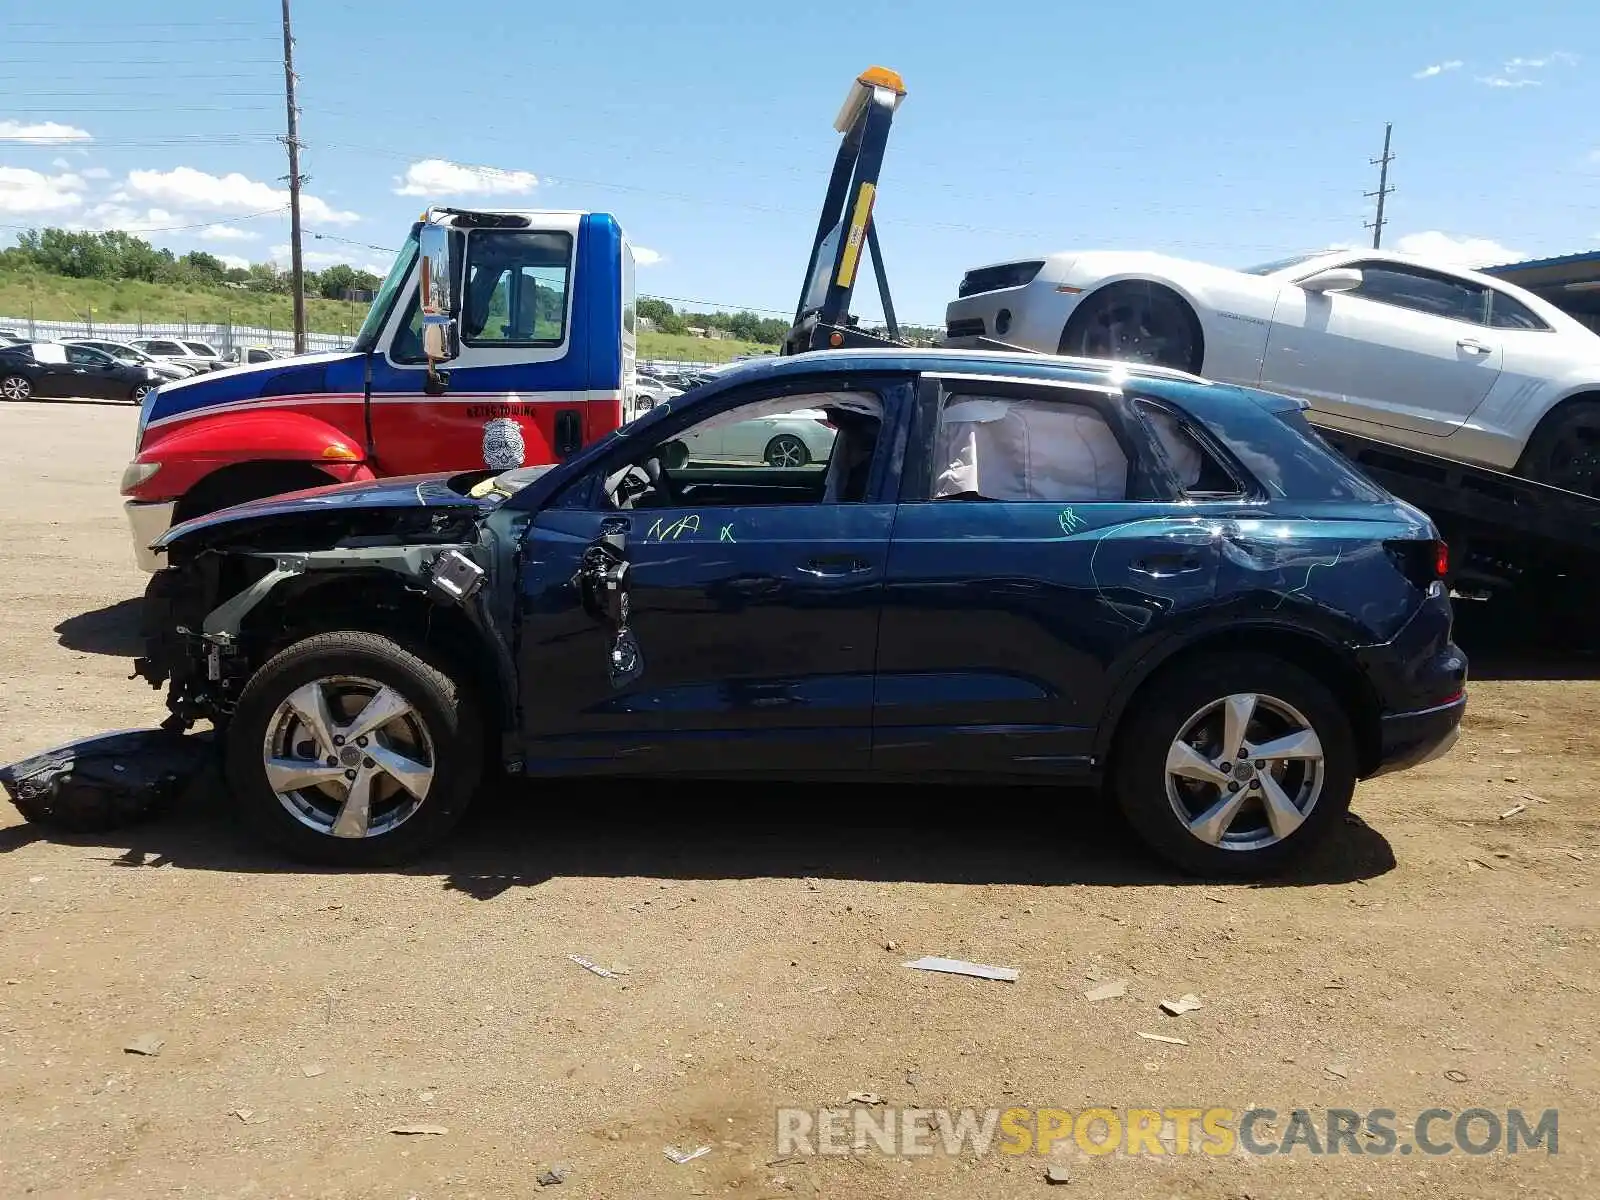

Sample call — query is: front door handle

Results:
[1457,338,1494,355]
[799,555,872,577]
[1131,555,1203,577]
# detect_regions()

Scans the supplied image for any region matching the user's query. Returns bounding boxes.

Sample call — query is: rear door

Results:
[1262,261,1503,438]
[65,345,124,399]
[512,373,913,775]
[873,373,1236,776]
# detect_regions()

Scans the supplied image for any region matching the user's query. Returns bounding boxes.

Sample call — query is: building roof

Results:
[1481,249,1600,276]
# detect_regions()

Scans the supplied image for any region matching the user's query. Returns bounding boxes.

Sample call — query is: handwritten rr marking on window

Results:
[1058,509,1086,534]
[646,514,702,542]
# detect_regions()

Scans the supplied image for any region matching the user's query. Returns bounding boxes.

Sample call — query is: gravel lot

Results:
[0,398,1595,1199]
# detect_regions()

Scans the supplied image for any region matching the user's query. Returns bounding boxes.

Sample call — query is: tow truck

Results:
[119,66,911,573]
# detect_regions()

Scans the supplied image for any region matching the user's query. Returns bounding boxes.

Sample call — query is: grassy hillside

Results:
[0,270,372,336]
[0,270,782,359]
[637,330,775,363]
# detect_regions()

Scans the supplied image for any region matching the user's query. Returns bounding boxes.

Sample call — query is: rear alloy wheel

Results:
[131,383,156,404]
[1113,654,1356,878]
[764,433,810,468]
[1059,283,1200,372]
[226,631,483,865]
[1518,400,1600,498]
[1,374,33,402]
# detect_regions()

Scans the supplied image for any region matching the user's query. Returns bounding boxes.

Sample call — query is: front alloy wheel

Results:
[263,676,436,840]
[764,434,809,468]
[226,630,483,865]
[131,383,156,404]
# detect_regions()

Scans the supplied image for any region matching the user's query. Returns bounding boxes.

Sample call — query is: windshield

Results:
[354,227,420,351]
[1241,253,1327,276]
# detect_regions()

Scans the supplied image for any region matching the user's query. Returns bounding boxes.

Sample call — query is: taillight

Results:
[1385,538,1449,588]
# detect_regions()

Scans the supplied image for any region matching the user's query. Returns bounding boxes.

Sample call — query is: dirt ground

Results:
[0,398,1595,1200]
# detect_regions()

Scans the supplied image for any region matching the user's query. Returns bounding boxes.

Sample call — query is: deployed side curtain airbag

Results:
[933,396,1129,501]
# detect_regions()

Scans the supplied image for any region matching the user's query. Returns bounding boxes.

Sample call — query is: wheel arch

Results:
[173,460,345,524]
[237,570,512,740]
[1059,276,1208,374]
[1096,623,1384,778]
[1513,387,1600,475]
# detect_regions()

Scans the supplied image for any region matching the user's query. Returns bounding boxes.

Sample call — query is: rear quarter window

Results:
[1264,408,1392,503]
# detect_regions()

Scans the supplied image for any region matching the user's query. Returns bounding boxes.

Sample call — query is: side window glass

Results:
[932,391,1128,501]
[1348,265,1486,323]
[392,290,425,363]
[1487,291,1550,331]
[462,231,573,346]
[67,346,105,366]
[599,390,882,511]
[1135,401,1245,497]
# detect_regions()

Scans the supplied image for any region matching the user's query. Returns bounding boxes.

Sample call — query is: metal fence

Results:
[0,315,355,356]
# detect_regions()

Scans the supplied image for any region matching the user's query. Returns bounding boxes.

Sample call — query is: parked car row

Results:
[0,337,309,403]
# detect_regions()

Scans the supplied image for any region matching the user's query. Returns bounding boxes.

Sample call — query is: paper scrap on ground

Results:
[389,1124,448,1135]
[903,956,1019,983]
[124,1034,164,1056]
[1137,1032,1188,1045]
[1160,993,1203,1016]
[1084,980,1127,1002]
[847,1091,884,1105]
[664,1144,712,1164]
[568,954,618,978]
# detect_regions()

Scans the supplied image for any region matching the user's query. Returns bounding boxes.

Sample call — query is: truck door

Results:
[366,214,616,474]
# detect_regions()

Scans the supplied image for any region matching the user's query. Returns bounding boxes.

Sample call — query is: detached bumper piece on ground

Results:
[0,728,214,832]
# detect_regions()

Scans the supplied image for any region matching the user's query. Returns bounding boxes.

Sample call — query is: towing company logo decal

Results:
[481,417,527,469]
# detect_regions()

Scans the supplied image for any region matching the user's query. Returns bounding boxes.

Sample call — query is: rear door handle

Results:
[799,555,872,577]
[1457,338,1494,355]
[1131,555,1203,577]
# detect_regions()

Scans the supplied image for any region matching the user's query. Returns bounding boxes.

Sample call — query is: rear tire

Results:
[225,631,484,866]
[764,434,810,468]
[1516,399,1600,498]
[1,374,33,402]
[1111,653,1356,878]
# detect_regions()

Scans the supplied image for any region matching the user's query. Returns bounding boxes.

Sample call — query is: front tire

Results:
[131,383,155,404]
[1,374,33,402]
[764,434,810,468]
[225,631,484,866]
[1058,282,1202,372]
[1111,654,1356,878]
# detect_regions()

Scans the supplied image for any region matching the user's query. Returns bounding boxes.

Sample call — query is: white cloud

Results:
[1477,75,1541,89]
[0,119,91,144]
[217,254,251,271]
[82,166,111,180]
[268,243,388,275]
[1504,51,1578,72]
[1412,60,1462,79]
[197,224,259,242]
[393,158,538,197]
[81,203,180,232]
[125,166,359,224]
[51,156,71,169]
[0,166,84,215]
[632,245,664,266]
[1394,231,1525,268]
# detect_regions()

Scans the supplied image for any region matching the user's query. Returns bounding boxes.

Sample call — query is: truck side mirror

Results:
[419,223,460,370]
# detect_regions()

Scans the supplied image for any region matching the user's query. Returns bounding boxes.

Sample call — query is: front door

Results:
[1262,261,1503,439]
[873,378,1227,775]
[511,378,911,775]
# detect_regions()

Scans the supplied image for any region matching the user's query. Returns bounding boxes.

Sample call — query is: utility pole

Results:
[1369,123,1395,249]
[279,0,307,353]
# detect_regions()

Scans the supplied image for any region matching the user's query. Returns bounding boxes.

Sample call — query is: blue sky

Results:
[1,1,1596,326]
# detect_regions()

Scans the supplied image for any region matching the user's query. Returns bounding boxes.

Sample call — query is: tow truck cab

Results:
[122,209,641,570]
